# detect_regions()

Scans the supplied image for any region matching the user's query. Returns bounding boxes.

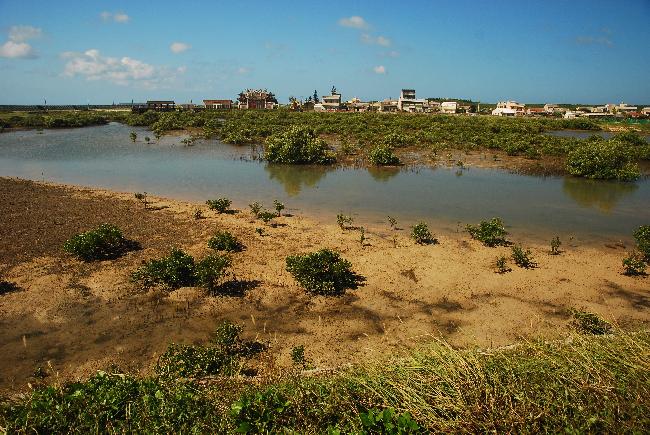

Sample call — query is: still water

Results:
[1,123,648,242]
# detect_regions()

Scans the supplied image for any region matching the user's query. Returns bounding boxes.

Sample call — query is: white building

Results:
[492,100,526,116]
[440,101,459,114]
[320,92,342,111]
[397,89,426,112]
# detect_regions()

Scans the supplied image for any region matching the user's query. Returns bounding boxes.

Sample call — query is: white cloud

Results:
[361,33,391,47]
[338,16,369,29]
[170,42,191,53]
[383,50,400,58]
[373,65,386,74]
[100,11,130,23]
[236,66,250,75]
[61,49,181,89]
[0,25,41,59]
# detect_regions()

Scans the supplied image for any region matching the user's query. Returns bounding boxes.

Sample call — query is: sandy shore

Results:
[0,177,648,392]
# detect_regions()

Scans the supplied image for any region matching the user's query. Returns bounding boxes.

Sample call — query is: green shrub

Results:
[134,192,148,209]
[195,254,232,290]
[337,214,353,230]
[411,222,436,245]
[249,202,262,217]
[466,218,508,247]
[511,245,537,268]
[359,408,421,434]
[369,144,400,165]
[495,256,511,274]
[622,251,647,276]
[633,225,650,261]
[208,231,243,252]
[290,345,307,368]
[131,248,196,289]
[286,249,364,296]
[570,309,612,335]
[273,199,285,216]
[194,209,204,220]
[231,388,291,434]
[257,210,276,224]
[566,138,640,181]
[63,224,132,261]
[129,131,137,142]
[206,198,232,213]
[265,126,335,164]
[550,236,562,255]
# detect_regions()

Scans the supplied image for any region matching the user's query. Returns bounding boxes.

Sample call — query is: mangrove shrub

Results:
[265,126,335,164]
[286,249,364,296]
[566,138,640,181]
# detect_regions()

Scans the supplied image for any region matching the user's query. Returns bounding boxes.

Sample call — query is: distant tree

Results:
[237,91,247,104]
[266,92,278,104]
[331,85,337,95]
[313,90,320,103]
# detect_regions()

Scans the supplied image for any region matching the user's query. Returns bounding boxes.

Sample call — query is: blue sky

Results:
[1,0,649,105]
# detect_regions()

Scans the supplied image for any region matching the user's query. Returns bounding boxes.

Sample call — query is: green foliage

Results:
[622,251,647,276]
[208,230,243,252]
[369,144,400,166]
[570,309,612,335]
[273,199,285,216]
[495,256,511,274]
[231,388,291,434]
[255,227,265,236]
[466,218,509,247]
[550,236,562,255]
[195,254,232,291]
[359,408,421,434]
[132,248,196,289]
[383,132,415,148]
[359,227,366,247]
[129,131,137,142]
[206,198,232,213]
[511,245,537,269]
[249,202,262,217]
[134,192,148,208]
[337,214,353,230]
[257,210,276,224]
[633,225,650,261]
[265,125,335,164]
[291,345,307,368]
[144,136,151,143]
[156,343,239,379]
[194,209,204,220]
[411,222,436,245]
[286,249,364,296]
[63,224,132,261]
[566,138,640,181]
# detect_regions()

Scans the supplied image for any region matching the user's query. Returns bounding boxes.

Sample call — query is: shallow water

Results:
[546,130,650,141]
[1,123,648,242]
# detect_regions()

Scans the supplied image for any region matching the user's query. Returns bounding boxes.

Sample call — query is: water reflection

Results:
[264,163,330,196]
[562,177,638,213]
[366,166,401,182]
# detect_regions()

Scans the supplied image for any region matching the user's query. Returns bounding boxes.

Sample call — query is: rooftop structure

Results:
[203,99,233,109]
[398,89,426,112]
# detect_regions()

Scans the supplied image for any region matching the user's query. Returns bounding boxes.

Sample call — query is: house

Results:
[321,92,342,111]
[379,99,399,112]
[425,100,441,112]
[203,99,233,109]
[527,107,546,116]
[146,100,175,111]
[440,101,459,114]
[614,103,638,114]
[346,98,370,112]
[641,107,650,116]
[492,100,525,116]
[397,89,426,112]
[237,89,277,109]
[544,104,566,114]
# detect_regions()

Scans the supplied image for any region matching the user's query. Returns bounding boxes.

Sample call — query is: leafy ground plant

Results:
[511,245,537,268]
[359,408,420,434]
[131,248,196,289]
[633,225,650,261]
[206,198,232,213]
[286,249,365,296]
[337,214,353,230]
[249,202,262,217]
[368,144,400,166]
[63,224,136,261]
[273,199,285,216]
[411,222,436,245]
[466,218,508,247]
[495,256,511,274]
[208,230,243,252]
[570,309,612,335]
[194,254,232,291]
[257,210,276,224]
[622,251,647,276]
[550,236,561,255]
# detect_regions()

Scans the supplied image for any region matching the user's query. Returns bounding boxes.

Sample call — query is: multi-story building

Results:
[397,89,426,112]
[492,100,525,116]
[237,89,277,109]
[440,101,459,114]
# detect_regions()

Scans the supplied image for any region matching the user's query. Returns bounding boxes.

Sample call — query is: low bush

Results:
[265,126,335,164]
[257,210,276,224]
[273,199,285,216]
[286,249,365,296]
[249,202,262,217]
[134,192,148,209]
[63,224,133,261]
[495,256,511,274]
[359,408,421,434]
[129,132,137,142]
[622,251,647,276]
[337,214,353,230]
[633,225,650,261]
[411,222,436,245]
[550,236,562,255]
[368,144,400,166]
[570,309,612,335]
[511,245,537,268]
[206,198,232,213]
[290,345,307,368]
[466,218,508,247]
[131,248,196,289]
[566,138,640,181]
[195,254,232,291]
[208,230,243,252]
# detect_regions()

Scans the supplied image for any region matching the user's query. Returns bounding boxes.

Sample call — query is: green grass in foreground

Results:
[1,330,648,433]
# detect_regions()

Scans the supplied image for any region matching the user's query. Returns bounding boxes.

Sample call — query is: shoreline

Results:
[0,177,648,392]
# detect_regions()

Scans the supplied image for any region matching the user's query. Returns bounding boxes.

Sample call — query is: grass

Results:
[1,331,648,433]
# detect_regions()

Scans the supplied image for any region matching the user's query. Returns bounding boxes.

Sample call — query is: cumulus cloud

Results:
[338,16,369,29]
[373,65,386,74]
[361,33,391,47]
[170,42,191,53]
[100,11,130,23]
[61,48,183,89]
[0,25,41,59]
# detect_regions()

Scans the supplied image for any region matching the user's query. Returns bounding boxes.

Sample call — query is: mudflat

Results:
[1,177,648,392]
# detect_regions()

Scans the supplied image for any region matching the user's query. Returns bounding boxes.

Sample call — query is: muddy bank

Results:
[0,177,648,392]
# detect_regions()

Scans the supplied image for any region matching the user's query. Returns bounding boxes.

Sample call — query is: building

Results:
[146,100,175,111]
[425,100,441,112]
[492,100,525,116]
[614,103,638,114]
[320,92,342,111]
[641,107,650,116]
[237,89,277,109]
[543,104,566,114]
[379,99,399,112]
[527,107,546,116]
[397,89,426,112]
[440,101,459,114]
[203,99,233,109]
